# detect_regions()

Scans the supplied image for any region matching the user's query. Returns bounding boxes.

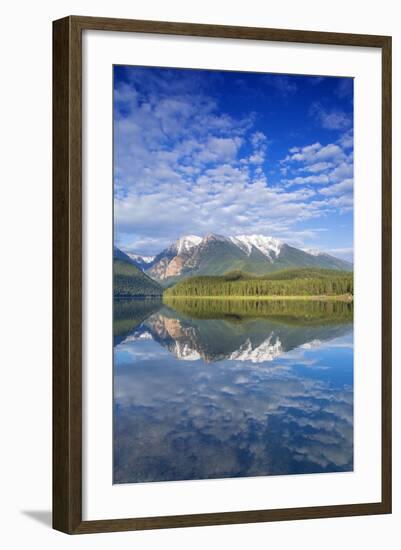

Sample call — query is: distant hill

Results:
[113,246,134,264]
[164,268,353,298]
[113,246,156,271]
[114,248,162,297]
[144,234,353,284]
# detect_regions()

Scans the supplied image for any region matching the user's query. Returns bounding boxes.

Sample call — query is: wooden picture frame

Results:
[53,15,392,534]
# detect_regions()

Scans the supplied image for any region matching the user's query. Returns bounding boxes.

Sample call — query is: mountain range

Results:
[117,234,352,285]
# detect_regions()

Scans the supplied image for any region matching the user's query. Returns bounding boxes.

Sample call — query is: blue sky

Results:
[114,65,353,260]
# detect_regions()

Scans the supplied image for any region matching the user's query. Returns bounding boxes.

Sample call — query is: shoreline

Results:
[163,294,353,302]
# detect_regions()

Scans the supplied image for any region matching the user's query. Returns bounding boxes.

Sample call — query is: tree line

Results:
[164,270,353,298]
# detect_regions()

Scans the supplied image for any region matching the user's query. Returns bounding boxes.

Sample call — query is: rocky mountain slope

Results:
[134,234,353,283]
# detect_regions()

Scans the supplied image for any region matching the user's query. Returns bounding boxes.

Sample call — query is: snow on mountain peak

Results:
[167,234,284,260]
[174,235,202,255]
[202,233,229,244]
[230,235,282,260]
[127,253,155,264]
[229,335,283,363]
[172,342,201,361]
[302,248,324,257]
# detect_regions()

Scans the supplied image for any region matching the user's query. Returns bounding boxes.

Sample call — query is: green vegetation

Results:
[130,299,352,364]
[163,296,353,325]
[163,268,353,299]
[114,297,162,339]
[114,260,163,297]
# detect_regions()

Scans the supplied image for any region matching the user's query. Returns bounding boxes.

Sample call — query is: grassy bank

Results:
[164,294,353,302]
[163,295,353,324]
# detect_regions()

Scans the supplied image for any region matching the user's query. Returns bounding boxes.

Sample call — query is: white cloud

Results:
[195,136,242,164]
[283,142,345,165]
[251,131,267,147]
[319,178,354,196]
[249,152,265,164]
[247,131,267,164]
[114,70,353,256]
[302,162,333,173]
[329,162,353,181]
[315,144,346,162]
[337,130,354,149]
[114,165,327,254]
[325,193,354,214]
[310,102,352,130]
[281,138,353,222]
[285,174,330,185]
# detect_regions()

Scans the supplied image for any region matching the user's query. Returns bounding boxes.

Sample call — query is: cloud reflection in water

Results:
[113,300,353,483]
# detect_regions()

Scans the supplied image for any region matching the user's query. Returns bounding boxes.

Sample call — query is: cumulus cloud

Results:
[319,178,354,196]
[279,134,353,221]
[114,67,353,256]
[114,170,326,253]
[284,174,330,185]
[338,129,354,149]
[245,131,268,165]
[329,162,353,181]
[114,76,339,254]
[283,143,346,165]
[302,162,333,173]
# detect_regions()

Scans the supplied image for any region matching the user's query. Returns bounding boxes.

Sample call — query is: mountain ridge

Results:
[126,234,353,283]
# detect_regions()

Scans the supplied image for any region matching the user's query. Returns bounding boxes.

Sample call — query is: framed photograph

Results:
[53,16,392,534]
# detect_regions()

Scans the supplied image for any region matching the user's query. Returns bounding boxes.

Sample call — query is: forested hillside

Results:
[163,268,353,298]
[114,260,163,297]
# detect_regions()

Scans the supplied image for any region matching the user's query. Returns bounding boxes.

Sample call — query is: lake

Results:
[113,298,353,484]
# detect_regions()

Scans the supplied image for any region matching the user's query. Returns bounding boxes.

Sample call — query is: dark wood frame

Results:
[53,15,392,534]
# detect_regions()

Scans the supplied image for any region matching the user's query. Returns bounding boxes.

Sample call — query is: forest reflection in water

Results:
[113,297,353,484]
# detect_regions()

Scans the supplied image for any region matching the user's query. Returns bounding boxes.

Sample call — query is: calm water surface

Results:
[113,298,353,483]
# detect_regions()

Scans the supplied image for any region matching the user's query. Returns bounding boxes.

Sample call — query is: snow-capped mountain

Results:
[125,252,156,270]
[127,253,155,264]
[143,233,352,282]
[229,235,282,260]
[171,235,202,255]
[114,246,156,271]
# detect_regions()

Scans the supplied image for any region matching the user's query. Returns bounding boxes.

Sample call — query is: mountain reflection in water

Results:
[114,298,353,484]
